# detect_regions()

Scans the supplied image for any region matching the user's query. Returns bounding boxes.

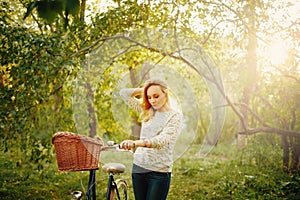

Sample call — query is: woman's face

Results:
[146,85,167,112]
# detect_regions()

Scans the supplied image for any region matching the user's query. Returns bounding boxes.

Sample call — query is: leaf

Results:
[51,0,64,14]
[66,0,80,16]
[36,0,58,23]
[23,1,38,20]
[36,0,66,23]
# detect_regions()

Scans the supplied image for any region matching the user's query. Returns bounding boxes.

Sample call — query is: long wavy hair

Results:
[141,78,170,122]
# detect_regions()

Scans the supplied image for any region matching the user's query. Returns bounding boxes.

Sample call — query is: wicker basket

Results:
[52,132,103,172]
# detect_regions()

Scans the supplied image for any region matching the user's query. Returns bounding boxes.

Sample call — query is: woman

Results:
[119,78,182,200]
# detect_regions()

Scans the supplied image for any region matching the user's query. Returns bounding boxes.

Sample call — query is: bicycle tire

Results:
[110,179,128,200]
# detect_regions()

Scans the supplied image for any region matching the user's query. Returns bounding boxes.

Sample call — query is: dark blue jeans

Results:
[132,164,171,200]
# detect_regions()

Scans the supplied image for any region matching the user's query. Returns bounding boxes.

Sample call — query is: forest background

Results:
[1,0,300,199]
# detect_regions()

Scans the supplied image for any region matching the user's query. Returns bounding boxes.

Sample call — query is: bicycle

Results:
[76,141,128,200]
[52,132,129,200]
[84,141,129,200]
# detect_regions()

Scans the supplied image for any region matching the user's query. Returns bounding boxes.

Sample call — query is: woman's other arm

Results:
[119,88,143,113]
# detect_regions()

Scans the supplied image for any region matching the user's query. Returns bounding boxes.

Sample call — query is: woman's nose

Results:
[149,99,155,103]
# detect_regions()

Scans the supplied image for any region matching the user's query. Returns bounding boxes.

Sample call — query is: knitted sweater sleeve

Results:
[149,112,183,149]
[119,88,143,113]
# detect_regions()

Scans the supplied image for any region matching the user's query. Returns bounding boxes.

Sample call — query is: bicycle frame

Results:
[86,170,96,200]
[106,173,121,200]
[85,142,128,200]
[86,170,121,200]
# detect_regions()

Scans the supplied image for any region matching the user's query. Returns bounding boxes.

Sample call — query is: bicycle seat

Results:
[102,163,125,174]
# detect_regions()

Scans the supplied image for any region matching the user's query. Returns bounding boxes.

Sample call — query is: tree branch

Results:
[70,33,248,132]
[225,96,248,131]
[202,20,223,45]
[239,127,300,138]
[69,33,299,140]
[272,65,300,85]
[235,102,269,127]
[70,34,127,57]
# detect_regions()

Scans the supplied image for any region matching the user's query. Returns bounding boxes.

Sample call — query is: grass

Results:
[1,143,300,200]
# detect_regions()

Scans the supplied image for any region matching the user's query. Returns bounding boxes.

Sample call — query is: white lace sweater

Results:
[120,88,183,173]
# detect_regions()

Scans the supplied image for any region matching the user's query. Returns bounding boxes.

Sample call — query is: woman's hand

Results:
[120,140,135,150]
[120,139,151,150]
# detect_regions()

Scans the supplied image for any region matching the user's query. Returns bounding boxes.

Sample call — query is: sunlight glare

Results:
[267,40,288,66]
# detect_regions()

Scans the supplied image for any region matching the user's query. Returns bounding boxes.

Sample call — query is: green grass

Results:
[1,144,300,200]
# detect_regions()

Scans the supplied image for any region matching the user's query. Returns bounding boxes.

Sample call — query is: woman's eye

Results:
[147,94,159,99]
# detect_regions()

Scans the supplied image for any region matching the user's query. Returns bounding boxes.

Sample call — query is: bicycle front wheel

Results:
[111,179,128,200]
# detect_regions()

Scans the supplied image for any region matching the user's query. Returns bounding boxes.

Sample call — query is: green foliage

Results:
[2,143,300,199]
[257,74,300,130]
[170,144,300,200]
[1,4,81,170]
[0,151,89,199]
[215,167,292,199]
[24,0,80,26]
[0,24,76,133]
[238,134,282,169]
[89,1,150,38]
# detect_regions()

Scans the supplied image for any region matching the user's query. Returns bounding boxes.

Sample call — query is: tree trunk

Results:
[237,0,257,147]
[86,83,97,138]
[290,137,300,172]
[237,89,250,148]
[282,135,289,172]
[80,0,86,22]
[289,110,299,172]
[128,63,152,139]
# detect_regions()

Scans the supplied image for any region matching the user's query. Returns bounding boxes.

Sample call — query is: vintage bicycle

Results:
[52,131,129,200]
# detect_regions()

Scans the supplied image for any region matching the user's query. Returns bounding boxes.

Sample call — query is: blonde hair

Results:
[141,78,170,122]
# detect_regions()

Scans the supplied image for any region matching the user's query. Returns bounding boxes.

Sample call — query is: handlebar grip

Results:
[107,141,115,146]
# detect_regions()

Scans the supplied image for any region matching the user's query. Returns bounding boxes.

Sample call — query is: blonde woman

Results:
[120,78,183,200]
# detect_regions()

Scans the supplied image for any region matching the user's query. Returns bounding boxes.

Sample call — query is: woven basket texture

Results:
[52,132,103,172]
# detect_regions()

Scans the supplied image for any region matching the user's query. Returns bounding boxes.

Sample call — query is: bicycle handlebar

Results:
[101,141,131,153]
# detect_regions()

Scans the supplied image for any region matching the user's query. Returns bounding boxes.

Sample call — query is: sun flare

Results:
[266,40,288,66]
